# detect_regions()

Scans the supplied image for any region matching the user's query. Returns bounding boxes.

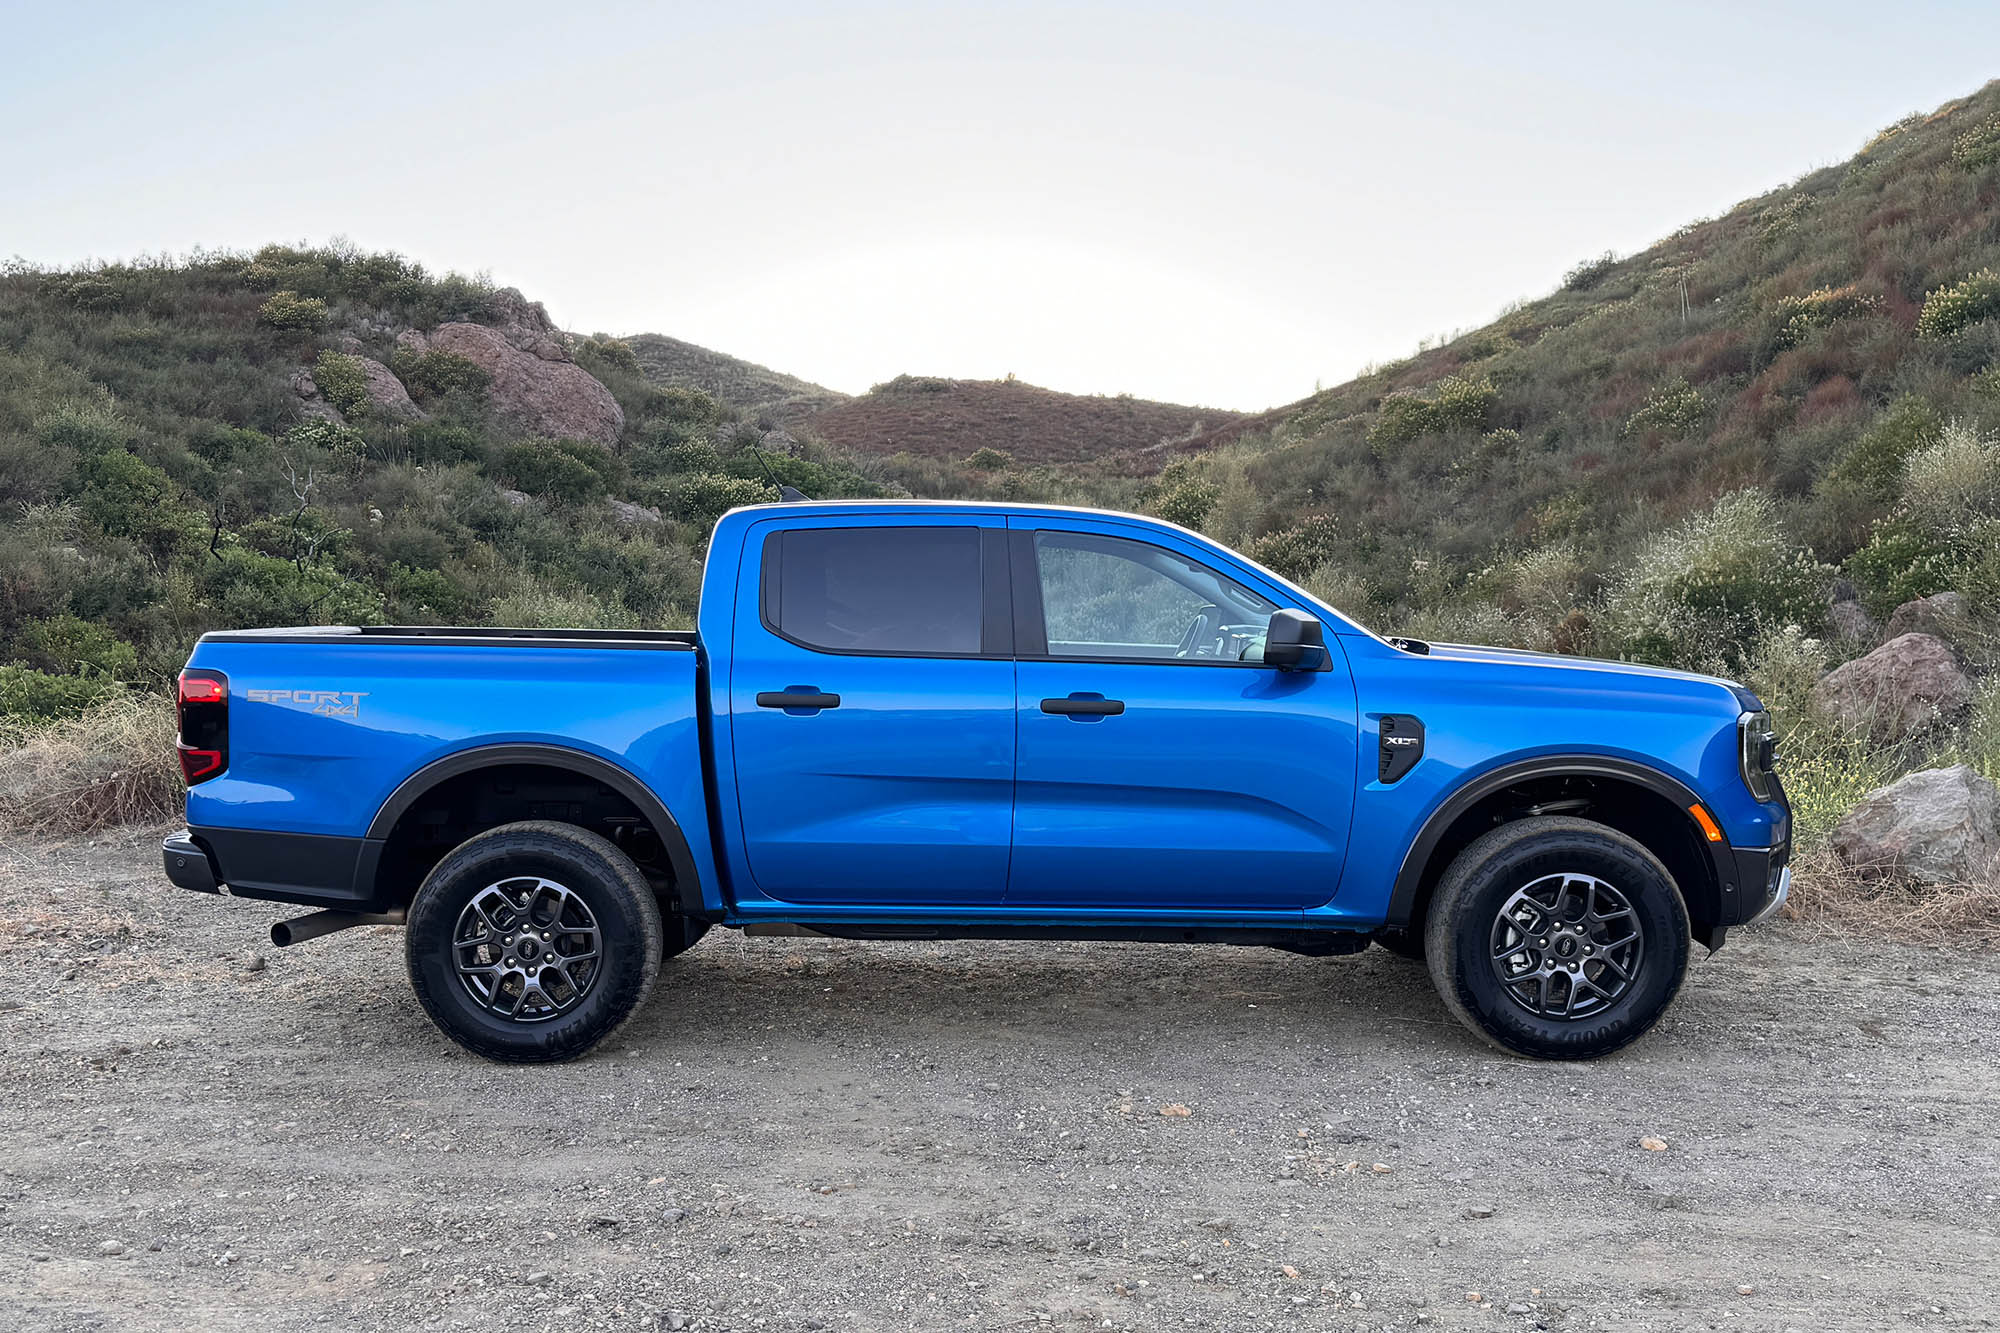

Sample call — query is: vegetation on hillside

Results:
[0,242,888,723]
[8,85,2000,898]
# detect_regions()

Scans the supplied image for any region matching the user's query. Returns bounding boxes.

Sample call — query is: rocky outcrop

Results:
[403,288,623,444]
[1831,765,2000,886]
[1826,599,1878,646]
[1810,633,1974,742]
[607,498,661,526]
[289,368,342,422]
[1884,591,1969,648]
[290,359,423,422]
[353,356,424,420]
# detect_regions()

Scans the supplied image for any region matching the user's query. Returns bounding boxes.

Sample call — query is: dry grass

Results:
[1782,843,2000,948]
[0,692,181,836]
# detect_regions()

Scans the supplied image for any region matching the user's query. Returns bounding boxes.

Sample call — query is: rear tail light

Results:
[176,669,229,786]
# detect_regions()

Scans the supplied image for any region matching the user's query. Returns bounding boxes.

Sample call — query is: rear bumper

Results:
[162,831,220,894]
[161,826,387,911]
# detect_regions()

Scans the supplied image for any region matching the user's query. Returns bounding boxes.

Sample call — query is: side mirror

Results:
[1262,609,1327,671]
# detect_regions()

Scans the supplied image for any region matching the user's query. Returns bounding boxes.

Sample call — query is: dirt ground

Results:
[2,827,1997,1333]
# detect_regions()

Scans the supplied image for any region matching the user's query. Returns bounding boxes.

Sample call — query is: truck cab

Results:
[164,501,1791,1063]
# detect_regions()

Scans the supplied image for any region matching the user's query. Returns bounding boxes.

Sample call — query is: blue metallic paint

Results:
[184,501,1786,934]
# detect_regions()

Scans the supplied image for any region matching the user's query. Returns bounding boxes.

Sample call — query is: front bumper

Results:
[1726,839,1792,927]
[1746,865,1791,926]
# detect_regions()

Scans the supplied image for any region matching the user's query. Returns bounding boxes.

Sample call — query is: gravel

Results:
[3,826,1999,1331]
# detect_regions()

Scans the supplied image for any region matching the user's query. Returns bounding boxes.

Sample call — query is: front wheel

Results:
[406,821,664,1063]
[1423,816,1690,1060]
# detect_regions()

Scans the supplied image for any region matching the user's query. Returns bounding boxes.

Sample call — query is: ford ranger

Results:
[162,501,1790,1063]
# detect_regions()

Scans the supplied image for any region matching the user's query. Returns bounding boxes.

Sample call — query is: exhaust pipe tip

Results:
[270,908,406,948]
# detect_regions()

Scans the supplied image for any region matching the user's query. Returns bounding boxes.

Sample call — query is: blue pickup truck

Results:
[163,500,1790,1063]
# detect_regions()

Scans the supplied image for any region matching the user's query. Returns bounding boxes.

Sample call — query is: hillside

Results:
[801,375,1249,473]
[1142,80,2000,672]
[621,332,847,425]
[0,243,889,719]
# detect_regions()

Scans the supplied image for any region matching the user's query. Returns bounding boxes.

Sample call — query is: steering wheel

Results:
[1175,604,1222,658]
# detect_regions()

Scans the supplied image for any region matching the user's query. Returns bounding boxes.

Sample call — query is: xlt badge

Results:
[1378,714,1425,784]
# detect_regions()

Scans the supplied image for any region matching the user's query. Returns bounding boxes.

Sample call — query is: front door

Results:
[1007,521,1357,912]
[729,518,1015,906]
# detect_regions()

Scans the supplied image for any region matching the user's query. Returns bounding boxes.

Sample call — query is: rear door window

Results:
[765,526,986,656]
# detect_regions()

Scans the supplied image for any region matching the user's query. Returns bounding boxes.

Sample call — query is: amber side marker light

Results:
[1689,803,1724,843]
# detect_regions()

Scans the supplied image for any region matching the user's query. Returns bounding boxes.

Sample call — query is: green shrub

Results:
[490,582,645,630]
[871,374,953,395]
[656,473,773,530]
[1602,490,1829,669]
[1562,252,1619,292]
[1901,419,2000,538]
[1951,115,2000,170]
[195,547,383,627]
[36,399,129,453]
[1367,375,1496,452]
[0,665,122,722]
[1845,518,1955,613]
[1916,269,2000,339]
[9,615,138,678]
[391,347,489,399]
[1823,397,1943,498]
[256,290,327,331]
[313,350,370,417]
[285,417,368,454]
[1623,380,1705,437]
[966,447,1012,469]
[635,436,721,476]
[1772,284,1880,349]
[1153,477,1220,530]
[1248,515,1342,579]
[495,438,611,504]
[78,449,190,547]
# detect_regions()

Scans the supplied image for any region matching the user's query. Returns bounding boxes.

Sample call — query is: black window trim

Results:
[1010,528,1316,671]
[758,525,1013,661]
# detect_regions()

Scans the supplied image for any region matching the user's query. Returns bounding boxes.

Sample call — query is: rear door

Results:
[1006,518,1357,912]
[728,516,1016,906]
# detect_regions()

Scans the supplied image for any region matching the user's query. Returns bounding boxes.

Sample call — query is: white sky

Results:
[6,2,1998,410]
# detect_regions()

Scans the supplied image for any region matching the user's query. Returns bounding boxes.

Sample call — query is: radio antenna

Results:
[748,443,808,502]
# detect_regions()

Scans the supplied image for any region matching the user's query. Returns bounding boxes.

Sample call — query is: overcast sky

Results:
[7,2,1999,410]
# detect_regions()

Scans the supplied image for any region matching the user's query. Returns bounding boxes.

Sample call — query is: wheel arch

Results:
[1385,755,1733,947]
[363,743,700,915]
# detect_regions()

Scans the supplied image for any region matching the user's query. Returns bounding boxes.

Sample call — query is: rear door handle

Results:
[1041,694,1124,717]
[757,691,840,712]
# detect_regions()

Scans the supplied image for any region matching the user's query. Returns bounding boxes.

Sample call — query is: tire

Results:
[406,821,663,1063]
[1374,930,1426,962]
[1423,816,1690,1060]
[661,916,711,961]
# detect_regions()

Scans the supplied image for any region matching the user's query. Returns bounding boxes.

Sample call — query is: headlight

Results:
[1739,710,1777,802]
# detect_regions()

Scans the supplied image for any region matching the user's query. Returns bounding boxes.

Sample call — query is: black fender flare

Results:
[1384,754,1733,932]
[362,742,701,913]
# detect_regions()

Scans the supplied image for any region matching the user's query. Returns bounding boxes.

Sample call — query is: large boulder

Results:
[1884,591,1970,648]
[405,288,623,444]
[1831,765,2000,886]
[1809,633,1973,742]
[353,356,424,420]
[1826,599,1878,647]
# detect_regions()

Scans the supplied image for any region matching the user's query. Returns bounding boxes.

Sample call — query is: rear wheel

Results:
[406,821,663,1063]
[1423,816,1689,1060]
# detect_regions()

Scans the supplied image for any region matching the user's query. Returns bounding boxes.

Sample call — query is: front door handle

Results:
[1041,694,1124,717]
[757,690,841,712]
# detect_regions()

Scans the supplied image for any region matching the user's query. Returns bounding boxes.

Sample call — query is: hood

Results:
[1408,640,1763,712]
